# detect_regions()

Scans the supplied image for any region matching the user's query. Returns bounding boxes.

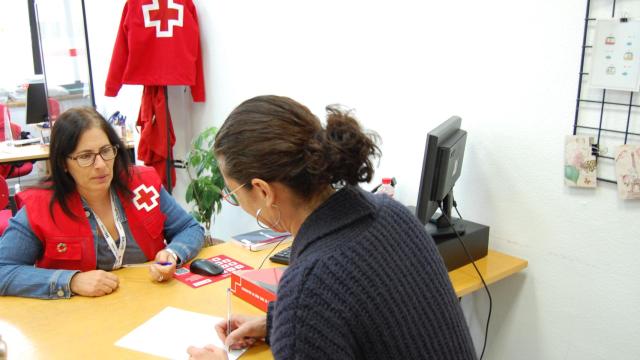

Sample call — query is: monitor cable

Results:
[437,200,492,360]
[257,235,291,270]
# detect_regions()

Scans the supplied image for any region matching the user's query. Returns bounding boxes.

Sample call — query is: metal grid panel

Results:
[574,0,640,183]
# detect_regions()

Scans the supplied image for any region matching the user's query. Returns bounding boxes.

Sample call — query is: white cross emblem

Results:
[133,184,160,212]
[142,0,184,38]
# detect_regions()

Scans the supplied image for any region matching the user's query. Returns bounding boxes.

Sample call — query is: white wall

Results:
[87,0,640,358]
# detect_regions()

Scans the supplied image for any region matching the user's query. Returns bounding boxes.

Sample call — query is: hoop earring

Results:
[255,205,281,230]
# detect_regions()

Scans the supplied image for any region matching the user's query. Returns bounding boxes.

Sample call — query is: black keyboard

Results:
[269,246,291,265]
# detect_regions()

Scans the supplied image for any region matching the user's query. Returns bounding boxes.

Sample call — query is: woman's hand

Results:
[215,315,267,350]
[186,315,266,360]
[149,249,178,282]
[70,270,119,296]
[186,344,228,360]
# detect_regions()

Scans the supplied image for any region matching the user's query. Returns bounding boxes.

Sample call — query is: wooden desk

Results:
[0,244,526,359]
[0,141,136,165]
[0,144,50,163]
[0,242,282,360]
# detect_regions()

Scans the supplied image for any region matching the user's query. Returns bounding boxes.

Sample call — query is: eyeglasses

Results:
[68,145,119,167]
[221,183,246,206]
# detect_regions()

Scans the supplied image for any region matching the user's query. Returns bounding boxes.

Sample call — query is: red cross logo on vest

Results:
[142,0,184,38]
[133,184,160,212]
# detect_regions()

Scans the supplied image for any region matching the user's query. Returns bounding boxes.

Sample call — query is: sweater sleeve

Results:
[188,1,205,102]
[105,3,130,97]
[265,301,276,345]
[270,265,358,360]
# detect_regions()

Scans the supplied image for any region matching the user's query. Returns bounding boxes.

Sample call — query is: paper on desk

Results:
[115,306,246,360]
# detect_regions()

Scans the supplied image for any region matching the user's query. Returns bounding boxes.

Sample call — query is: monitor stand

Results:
[426,219,489,272]
[408,201,490,272]
[430,215,466,238]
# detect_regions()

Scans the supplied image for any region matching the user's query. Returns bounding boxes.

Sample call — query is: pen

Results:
[226,288,232,352]
[121,261,173,268]
[227,288,232,335]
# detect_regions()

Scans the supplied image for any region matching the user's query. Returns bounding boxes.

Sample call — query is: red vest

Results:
[20,166,166,271]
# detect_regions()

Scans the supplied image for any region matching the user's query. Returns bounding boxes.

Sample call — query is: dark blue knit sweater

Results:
[266,186,476,359]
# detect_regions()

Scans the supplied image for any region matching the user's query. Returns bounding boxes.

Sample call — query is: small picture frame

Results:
[614,144,640,199]
[565,135,597,188]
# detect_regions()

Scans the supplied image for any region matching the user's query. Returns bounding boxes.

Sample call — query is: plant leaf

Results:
[184,126,224,220]
[185,183,194,203]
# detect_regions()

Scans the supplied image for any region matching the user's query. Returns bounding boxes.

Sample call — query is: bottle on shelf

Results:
[375,177,395,198]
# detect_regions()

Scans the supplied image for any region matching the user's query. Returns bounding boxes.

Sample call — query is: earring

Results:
[255,205,281,230]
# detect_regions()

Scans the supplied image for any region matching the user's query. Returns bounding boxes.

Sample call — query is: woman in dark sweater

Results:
[187,95,476,360]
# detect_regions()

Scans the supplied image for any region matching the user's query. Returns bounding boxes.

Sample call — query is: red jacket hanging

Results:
[137,86,176,191]
[105,0,205,102]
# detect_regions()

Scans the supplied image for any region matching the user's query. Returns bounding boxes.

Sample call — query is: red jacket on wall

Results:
[105,0,205,102]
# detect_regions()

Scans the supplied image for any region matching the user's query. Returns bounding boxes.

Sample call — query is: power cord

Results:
[257,236,291,270]
[437,201,492,360]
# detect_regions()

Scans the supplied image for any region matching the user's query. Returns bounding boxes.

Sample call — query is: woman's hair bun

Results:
[320,105,380,186]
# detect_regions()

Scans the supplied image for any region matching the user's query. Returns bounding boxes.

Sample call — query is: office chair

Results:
[0,176,13,235]
[48,97,61,121]
[0,103,35,179]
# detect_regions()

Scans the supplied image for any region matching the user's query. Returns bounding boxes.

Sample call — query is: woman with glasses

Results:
[0,107,204,299]
[187,96,475,360]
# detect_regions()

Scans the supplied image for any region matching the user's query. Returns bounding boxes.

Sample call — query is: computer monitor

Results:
[26,0,52,127]
[25,80,50,125]
[415,116,467,239]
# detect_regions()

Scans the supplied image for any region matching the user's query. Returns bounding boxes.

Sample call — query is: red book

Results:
[230,267,286,312]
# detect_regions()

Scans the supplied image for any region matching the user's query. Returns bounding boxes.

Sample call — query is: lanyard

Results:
[90,191,127,270]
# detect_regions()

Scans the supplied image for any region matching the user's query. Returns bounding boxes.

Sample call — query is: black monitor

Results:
[415,116,467,239]
[26,0,51,126]
[25,81,50,125]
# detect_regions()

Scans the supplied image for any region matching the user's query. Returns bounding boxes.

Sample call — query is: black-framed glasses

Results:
[221,183,246,206]
[68,144,119,167]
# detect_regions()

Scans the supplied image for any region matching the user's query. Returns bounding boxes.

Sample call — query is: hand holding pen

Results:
[147,249,178,282]
[186,313,267,359]
[214,314,267,350]
[121,260,175,282]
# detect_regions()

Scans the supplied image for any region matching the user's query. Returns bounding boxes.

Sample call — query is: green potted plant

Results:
[185,126,225,246]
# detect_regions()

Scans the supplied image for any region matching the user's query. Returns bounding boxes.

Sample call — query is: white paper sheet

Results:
[115,306,246,360]
[590,19,640,91]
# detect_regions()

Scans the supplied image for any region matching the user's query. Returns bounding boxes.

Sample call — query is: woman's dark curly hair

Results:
[214,95,381,199]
